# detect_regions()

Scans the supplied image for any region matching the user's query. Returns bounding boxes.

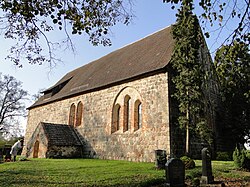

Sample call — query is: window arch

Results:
[123,95,131,132]
[75,101,83,127]
[68,103,76,126]
[111,104,121,133]
[134,100,142,131]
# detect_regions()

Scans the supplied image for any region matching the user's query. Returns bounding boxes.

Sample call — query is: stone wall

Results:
[23,72,170,162]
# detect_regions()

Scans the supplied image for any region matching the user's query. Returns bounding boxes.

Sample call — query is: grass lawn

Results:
[0,158,250,187]
[0,158,165,187]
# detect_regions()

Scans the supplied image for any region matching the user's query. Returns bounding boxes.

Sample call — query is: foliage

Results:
[171,0,213,153]
[0,0,133,67]
[245,151,250,159]
[180,155,195,169]
[1,0,249,67]
[215,41,250,145]
[0,73,27,137]
[18,156,28,161]
[216,152,232,161]
[233,147,250,170]
[192,178,200,187]
[164,0,249,46]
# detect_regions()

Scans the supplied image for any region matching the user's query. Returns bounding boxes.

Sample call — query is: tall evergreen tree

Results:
[171,0,212,154]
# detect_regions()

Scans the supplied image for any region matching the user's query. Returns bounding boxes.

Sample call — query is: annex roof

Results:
[29,25,174,109]
[41,122,82,146]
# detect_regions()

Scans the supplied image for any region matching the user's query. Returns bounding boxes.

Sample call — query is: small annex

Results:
[22,25,221,162]
[26,122,83,158]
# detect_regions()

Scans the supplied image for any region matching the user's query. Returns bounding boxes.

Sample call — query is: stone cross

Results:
[165,158,185,187]
[201,147,214,184]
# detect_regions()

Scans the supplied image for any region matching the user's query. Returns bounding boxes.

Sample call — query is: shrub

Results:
[245,150,250,159]
[180,156,195,169]
[216,152,232,161]
[18,156,28,161]
[233,147,250,170]
[192,178,200,187]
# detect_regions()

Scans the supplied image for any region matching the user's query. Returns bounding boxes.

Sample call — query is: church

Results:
[22,25,220,162]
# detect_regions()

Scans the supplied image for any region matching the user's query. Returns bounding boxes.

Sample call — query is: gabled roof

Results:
[29,25,174,109]
[41,122,82,146]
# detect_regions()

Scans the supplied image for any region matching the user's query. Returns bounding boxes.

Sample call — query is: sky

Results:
[0,0,242,132]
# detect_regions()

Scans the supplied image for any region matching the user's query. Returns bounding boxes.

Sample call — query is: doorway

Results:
[33,140,39,158]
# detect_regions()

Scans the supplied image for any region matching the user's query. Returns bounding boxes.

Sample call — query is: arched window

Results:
[75,101,83,127]
[68,103,76,126]
[123,95,131,132]
[111,104,121,133]
[134,100,142,131]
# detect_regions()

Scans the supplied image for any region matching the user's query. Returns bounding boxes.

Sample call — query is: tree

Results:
[0,73,28,137]
[170,0,211,155]
[0,0,133,67]
[164,0,249,47]
[214,41,250,146]
[1,0,248,67]
[166,0,249,152]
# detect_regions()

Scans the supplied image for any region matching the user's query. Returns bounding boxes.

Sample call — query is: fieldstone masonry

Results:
[23,73,171,162]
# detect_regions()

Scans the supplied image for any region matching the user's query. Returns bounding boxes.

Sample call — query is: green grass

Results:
[0,158,165,187]
[0,158,250,187]
[186,160,250,181]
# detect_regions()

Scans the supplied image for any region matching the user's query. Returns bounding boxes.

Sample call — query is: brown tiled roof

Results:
[29,25,174,109]
[41,122,82,146]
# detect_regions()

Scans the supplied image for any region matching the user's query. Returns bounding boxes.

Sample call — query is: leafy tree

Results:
[1,0,248,67]
[0,73,28,137]
[214,41,250,146]
[0,0,133,67]
[164,0,249,46]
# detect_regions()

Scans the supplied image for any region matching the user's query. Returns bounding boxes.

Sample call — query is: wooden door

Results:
[33,140,39,158]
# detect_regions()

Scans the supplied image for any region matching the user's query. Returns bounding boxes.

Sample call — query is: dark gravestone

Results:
[155,149,167,169]
[4,147,11,161]
[0,148,3,163]
[165,158,185,187]
[201,147,214,184]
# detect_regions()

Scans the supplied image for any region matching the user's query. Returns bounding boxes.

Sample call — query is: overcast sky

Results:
[0,0,241,132]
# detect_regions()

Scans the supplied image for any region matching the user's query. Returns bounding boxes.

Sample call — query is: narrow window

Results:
[134,100,142,131]
[75,101,83,127]
[123,95,131,132]
[111,104,121,133]
[69,103,76,126]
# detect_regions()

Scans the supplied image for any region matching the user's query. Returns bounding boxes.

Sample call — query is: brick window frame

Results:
[68,103,76,126]
[75,101,83,127]
[134,100,142,131]
[111,104,121,133]
[123,95,131,132]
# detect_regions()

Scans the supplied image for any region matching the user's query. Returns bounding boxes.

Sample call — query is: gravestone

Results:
[0,148,3,163]
[165,158,185,187]
[4,147,11,161]
[201,147,214,184]
[155,149,167,169]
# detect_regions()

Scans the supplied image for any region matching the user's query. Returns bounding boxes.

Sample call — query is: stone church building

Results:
[22,25,220,162]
